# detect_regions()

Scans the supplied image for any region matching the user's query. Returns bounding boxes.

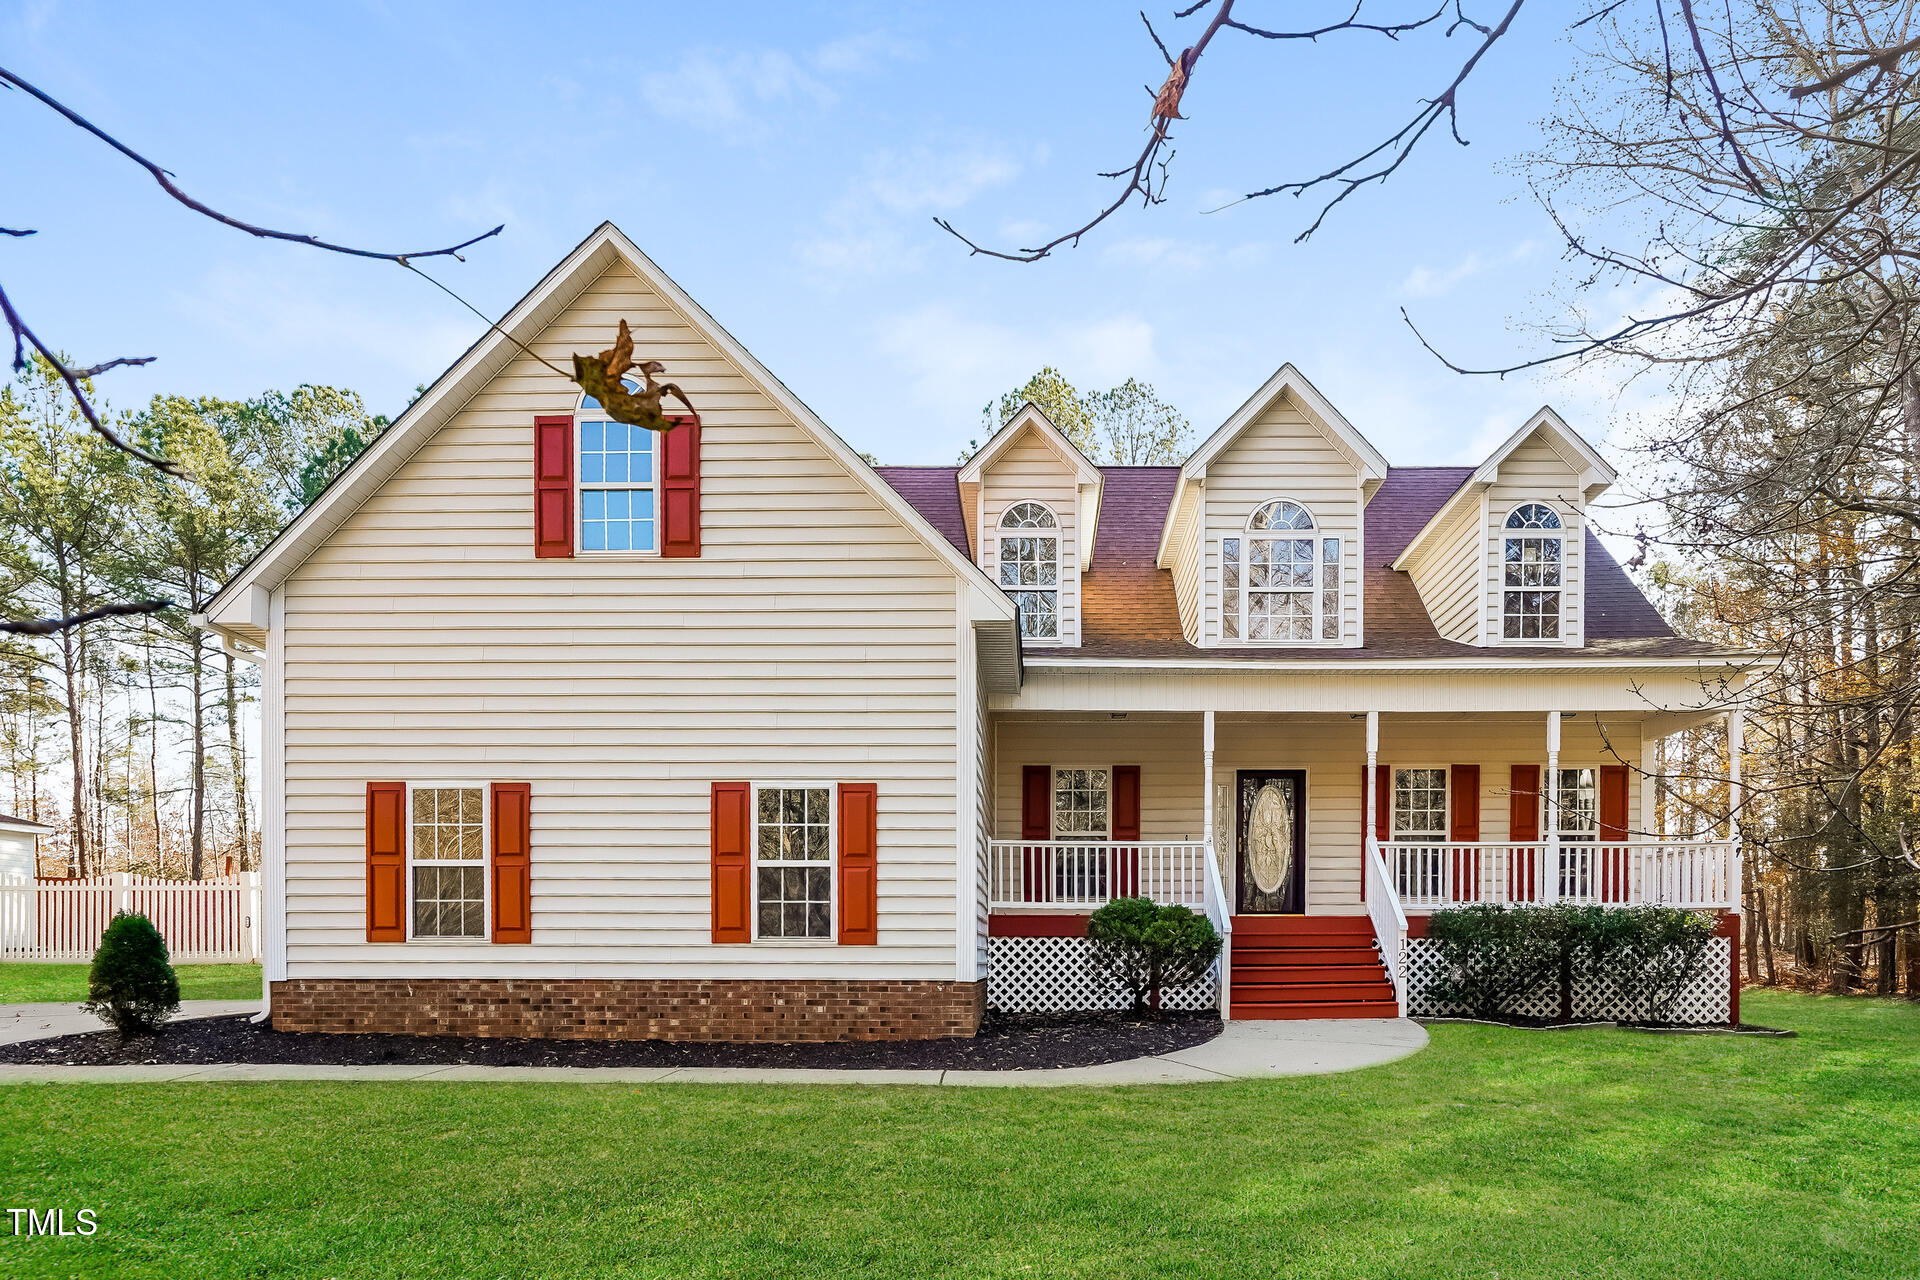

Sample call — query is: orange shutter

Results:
[837,782,878,945]
[711,781,751,943]
[661,416,701,558]
[534,415,573,558]
[490,782,532,944]
[365,781,406,942]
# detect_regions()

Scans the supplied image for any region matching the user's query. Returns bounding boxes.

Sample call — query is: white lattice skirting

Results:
[1403,936,1734,1024]
[988,935,1219,1013]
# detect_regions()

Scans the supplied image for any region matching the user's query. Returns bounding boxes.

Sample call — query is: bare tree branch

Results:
[0,599,171,637]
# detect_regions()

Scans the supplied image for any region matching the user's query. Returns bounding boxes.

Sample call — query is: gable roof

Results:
[1394,407,1619,571]
[201,222,1015,644]
[880,463,1731,663]
[1157,363,1390,569]
[956,403,1103,487]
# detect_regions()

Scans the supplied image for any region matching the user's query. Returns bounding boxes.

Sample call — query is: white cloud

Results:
[1401,240,1546,299]
[640,32,912,144]
[799,143,1029,280]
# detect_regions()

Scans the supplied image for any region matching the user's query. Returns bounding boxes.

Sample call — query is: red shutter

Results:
[1450,765,1481,901]
[1021,765,1051,903]
[711,781,751,943]
[661,416,701,558]
[1111,765,1141,897]
[490,782,531,944]
[365,781,405,942]
[1360,765,1389,900]
[1599,765,1629,839]
[1509,764,1541,901]
[838,782,878,945]
[534,415,573,558]
[1599,764,1631,902]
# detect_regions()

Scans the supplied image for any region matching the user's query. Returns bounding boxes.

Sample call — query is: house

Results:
[0,814,52,882]
[198,223,1755,1042]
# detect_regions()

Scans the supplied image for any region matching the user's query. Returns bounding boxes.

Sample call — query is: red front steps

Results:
[1229,916,1399,1020]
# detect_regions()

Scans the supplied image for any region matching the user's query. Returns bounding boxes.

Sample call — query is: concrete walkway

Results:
[0,1011,1426,1086]
[0,1001,262,1048]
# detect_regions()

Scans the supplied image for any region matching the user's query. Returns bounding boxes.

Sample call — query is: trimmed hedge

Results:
[1086,897,1223,1015]
[1428,903,1721,1024]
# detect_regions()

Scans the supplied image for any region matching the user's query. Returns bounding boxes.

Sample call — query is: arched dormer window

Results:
[1222,500,1340,643]
[576,380,657,553]
[1502,503,1563,640]
[998,501,1059,641]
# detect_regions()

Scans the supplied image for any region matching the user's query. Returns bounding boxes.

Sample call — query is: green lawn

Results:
[1,990,1915,1279]
[0,962,261,1004]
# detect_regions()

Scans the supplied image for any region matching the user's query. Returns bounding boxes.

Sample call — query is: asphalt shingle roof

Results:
[877,463,1730,662]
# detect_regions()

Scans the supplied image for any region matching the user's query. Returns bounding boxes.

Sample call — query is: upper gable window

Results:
[999,501,1060,641]
[577,382,657,553]
[1502,503,1563,641]
[1222,500,1340,643]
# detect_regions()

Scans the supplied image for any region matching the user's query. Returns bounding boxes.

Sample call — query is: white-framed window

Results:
[753,784,834,940]
[578,381,658,554]
[1502,503,1563,641]
[1222,500,1340,643]
[408,784,487,940]
[1052,767,1110,838]
[1554,767,1599,841]
[999,501,1060,641]
[1392,768,1449,843]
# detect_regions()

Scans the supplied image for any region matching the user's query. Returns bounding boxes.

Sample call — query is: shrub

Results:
[1086,897,1223,1015]
[83,912,180,1038]
[1427,903,1723,1024]
[1426,904,1565,1018]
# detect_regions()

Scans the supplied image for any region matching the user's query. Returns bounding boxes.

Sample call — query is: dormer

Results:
[959,404,1103,647]
[1392,407,1616,648]
[1155,365,1389,648]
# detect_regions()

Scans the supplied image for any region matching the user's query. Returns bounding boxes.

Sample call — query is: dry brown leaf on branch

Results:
[1151,50,1191,137]
[570,319,698,431]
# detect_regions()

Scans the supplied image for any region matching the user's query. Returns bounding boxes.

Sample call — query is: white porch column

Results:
[1543,711,1562,903]
[1639,734,1659,840]
[1364,710,1380,856]
[1200,710,1217,856]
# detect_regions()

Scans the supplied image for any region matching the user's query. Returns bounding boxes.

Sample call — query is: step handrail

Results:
[1364,835,1409,1017]
[1202,843,1233,1020]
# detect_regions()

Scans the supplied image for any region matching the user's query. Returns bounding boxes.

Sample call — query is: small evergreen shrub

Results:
[1592,906,1720,1022]
[1426,904,1565,1018]
[1086,897,1223,1015]
[83,912,180,1038]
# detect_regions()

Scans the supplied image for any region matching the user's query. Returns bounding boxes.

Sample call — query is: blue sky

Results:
[4,1,1659,470]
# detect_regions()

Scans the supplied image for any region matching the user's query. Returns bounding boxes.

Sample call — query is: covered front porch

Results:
[983,706,1746,1022]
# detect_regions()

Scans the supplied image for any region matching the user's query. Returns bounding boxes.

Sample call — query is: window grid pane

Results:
[1556,768,1598,838]
[578,417,658,553]
[1319,537,1340,640]
[755,786,832,939]
[1501,536,1562,639]
[1222,538,1241,641]
[1246,536,1315,641]
[411,786,485,939]
[1052,768,1109,837]
[1393,768,1448,841]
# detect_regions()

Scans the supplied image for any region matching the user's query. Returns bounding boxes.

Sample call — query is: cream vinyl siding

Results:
[1401,496,1482,644]
[977,429,1081,647]
[278,260,963,981]
[1482,433,1586,646]
[1201,392,1362,646]
[993,712,1641,914]
[1168,495,1203,643]
[973,675,993,971]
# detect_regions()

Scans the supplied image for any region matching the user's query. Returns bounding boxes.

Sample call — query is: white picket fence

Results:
[0,872,262,963]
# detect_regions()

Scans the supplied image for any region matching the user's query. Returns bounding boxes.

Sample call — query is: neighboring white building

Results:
[0,814,51,883]
[200,224,1757,1042]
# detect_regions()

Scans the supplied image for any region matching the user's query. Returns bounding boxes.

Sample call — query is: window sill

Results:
[577,551,662,560]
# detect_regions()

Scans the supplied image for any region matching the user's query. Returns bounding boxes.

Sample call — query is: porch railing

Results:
[1379,839,1739,910]
[1201,844,1233,1019]
[987,841,1209,910]
[1364,838,1409,1016]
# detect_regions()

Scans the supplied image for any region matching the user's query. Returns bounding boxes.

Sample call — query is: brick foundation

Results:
[269,977,988,1042]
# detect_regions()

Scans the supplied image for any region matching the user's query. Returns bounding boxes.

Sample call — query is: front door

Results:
[1236,770,1306,914]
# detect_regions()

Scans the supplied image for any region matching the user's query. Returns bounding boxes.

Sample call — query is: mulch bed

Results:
[0,1010,1221,1072]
